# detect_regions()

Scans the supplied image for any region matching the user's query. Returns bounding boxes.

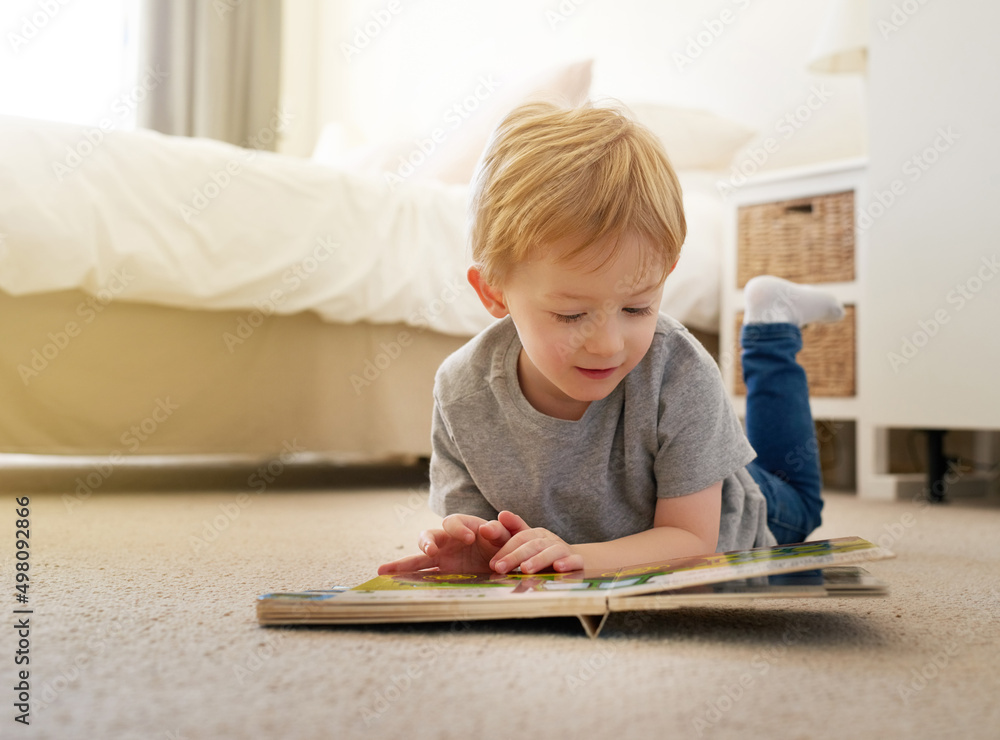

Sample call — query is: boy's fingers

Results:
[497,510,530,534]
[418,529,448,556]
[417,531,432,555]
[489,525,545,563]
[522,545,579,575]
[478,519,513,546]
[442,514,484,544]
[491,538,553,574]
[552,553,584,572]
[487,531,527,565]
[377,554,433,575]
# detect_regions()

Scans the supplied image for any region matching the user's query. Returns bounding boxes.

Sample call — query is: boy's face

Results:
[473,233,665,421]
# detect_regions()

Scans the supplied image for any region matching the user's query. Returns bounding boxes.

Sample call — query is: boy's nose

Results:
[584,318,625,358]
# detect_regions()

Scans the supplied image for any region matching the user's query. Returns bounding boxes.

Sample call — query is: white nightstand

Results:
[719,157,875,496]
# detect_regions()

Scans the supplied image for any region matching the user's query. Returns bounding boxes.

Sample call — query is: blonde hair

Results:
[469,100,686,288]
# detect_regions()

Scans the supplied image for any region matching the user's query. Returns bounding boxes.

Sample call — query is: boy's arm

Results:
[570,482,722,570]
[490,482,722,574]
[428,399,500,522]
[378,397,506,574]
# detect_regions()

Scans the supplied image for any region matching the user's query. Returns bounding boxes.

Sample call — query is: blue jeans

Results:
[741,323,824,544]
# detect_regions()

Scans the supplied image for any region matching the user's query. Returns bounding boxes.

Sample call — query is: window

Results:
[1,0,140,129]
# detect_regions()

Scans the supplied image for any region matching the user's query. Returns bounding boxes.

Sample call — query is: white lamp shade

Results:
[809,0,868,74]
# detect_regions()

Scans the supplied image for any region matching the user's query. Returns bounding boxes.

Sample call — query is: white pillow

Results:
[416,58,593,184]
[658,171,725,333]
[322,59,594,185]
[625,103,756,171]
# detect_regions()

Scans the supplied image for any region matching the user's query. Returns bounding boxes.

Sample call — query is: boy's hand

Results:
[489,511,584,575]
[377,514,514,575]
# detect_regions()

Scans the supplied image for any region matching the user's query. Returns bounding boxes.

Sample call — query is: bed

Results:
[0,90,748,467]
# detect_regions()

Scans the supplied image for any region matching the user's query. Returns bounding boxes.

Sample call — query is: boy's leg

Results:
[741,276,844,545]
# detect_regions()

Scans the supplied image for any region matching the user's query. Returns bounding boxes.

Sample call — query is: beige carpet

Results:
[3,481,999,739]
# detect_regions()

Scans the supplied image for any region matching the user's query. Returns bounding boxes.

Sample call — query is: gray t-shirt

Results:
[428,314,776,552]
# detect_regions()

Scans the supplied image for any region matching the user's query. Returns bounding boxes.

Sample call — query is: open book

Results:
[257,536,893,637]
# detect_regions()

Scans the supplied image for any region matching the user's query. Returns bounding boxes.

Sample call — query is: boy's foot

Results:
[743,275,845,327]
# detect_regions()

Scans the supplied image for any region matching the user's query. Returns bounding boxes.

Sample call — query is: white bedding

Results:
[0,115,723,335]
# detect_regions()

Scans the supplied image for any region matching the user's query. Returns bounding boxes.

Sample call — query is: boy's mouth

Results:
[575,366,618,380]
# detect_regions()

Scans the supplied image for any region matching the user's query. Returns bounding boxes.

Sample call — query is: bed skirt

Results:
[0,290,467,460]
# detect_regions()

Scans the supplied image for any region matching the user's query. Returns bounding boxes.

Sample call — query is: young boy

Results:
[379,101,843,576]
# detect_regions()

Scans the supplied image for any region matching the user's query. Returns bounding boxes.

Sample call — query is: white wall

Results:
[280,0,867,172]
[863,0,1000,430]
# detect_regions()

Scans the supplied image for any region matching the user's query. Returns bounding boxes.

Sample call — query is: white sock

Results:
[744,275,845,327]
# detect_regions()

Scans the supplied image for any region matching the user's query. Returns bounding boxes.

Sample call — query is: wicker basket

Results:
[733,306,856,397]
[737,190,855,287]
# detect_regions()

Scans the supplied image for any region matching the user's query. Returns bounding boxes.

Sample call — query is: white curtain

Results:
[137,0,282,150]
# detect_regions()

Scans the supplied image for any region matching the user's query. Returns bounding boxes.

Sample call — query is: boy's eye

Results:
[624,306,654,317]
[554,306,653,323]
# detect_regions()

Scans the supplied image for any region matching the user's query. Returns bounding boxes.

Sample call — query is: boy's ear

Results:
[467,266,509,319]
